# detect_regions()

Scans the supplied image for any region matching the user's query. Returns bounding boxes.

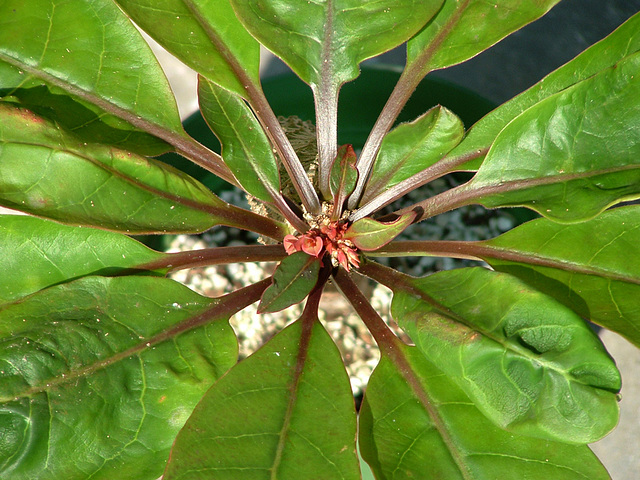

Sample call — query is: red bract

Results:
[283,220,360,271]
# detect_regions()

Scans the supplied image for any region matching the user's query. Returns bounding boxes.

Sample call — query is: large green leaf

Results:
[473,205,640,347]
[0,103,248,234]
[230,0,442,88]
[114,0,260,98]
[0,215,166,304]
[389,267,620,444]
[164,302,359,480]
[0,83,170,157]
[199,77,280,202]
[449,10,640,170]
[457,51,640,222]
[360,347,611,479]
[0,275,267,480]
[407,0,561,75]
[363,105,464,202]
[0,0,185,155]
[230,0,443,194]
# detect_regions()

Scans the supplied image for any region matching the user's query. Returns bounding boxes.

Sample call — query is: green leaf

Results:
[114,0,260,98]
[360,347,611,480]
[199,77,280,202]
[363,106,464,202]
[389,267,620,444]
[164,308,359,480]
[0,215,166,304]
[0,0,186,152]
[330,144,358,208]
[0,275,258,480]
[464,51,640,222]
[0,104,240,234]
[230,0,443,88]
[0,83,170,157]
[407,0,561,74]
[475,205,640,348]
[344,212,415,251]
[449,11,640,170]
[258,253,321,313]
[230,0,444,193]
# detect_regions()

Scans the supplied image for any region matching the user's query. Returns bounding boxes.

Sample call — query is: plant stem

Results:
[349,1,475,211]
[350,148,488,222]
[332,269,403,353]
[315,84,339,200]
[348,65,423,210]
[136,244,286,273]
[392,181,475,222]
[0,51,240,187]
[208,203,289,241]
[270,267,327,476]
[368,240,484,261]
[181,0,321,216]
[372,240,640,286]
[169,136,237,187]
[389,163,628,223]
[335,265,474,478]
[245,84,322,215]
[267,184,310,233]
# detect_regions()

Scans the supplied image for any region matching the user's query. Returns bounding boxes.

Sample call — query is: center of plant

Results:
[283,203,360,271]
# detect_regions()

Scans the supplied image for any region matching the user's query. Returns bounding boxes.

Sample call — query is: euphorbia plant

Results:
[1,0,639,478]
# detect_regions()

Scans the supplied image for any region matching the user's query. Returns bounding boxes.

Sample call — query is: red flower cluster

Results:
[283,220,360,271]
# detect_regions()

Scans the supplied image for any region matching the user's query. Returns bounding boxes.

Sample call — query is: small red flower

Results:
[283,220,359,271]
[283,234,299,255]
[299,235,324,257]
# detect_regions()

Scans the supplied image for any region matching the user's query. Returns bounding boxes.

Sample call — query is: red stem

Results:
[332,269,404,355]
[136,244,287,273]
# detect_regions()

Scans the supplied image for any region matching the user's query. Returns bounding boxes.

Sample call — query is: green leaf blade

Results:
[449,11,640,170]
[390,268,620,444]
[164,315,359,480]
[0,276,246,480]
[330,144,358,208]
[0,0,185,147]
[407,0,561,74]
[467,51,640,222]
[199,77,280,202]
[360,347,611,480]
[0,215,167,304]
[259,253,321,313]
[230,0,443,87]
[344,212,416,251]
[114,0,260,97]
[0,104,236,234]
[364,105,464,202]
[476,205,640,347]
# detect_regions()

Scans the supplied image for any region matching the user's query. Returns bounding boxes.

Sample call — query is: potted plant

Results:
[1,1,639,479]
